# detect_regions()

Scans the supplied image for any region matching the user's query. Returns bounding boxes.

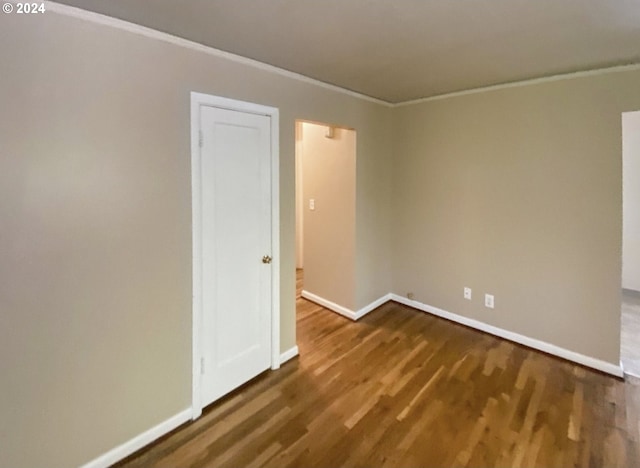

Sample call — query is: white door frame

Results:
[190,92,280,420]
[295,122,304,269]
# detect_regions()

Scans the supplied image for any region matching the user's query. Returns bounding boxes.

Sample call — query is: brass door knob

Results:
[262,255,272,264]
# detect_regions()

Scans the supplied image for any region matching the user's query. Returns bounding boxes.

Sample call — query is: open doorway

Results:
[294,120,357,317]
[622,110,640,377]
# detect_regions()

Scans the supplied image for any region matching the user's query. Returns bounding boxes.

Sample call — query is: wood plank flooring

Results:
[117,271,640,467]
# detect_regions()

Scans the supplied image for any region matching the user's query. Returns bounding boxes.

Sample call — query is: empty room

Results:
[2,1,640,467]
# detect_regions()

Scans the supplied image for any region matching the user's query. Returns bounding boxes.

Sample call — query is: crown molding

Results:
[394,63,640,107]
[44,1,392,107]
[45,2,640,108]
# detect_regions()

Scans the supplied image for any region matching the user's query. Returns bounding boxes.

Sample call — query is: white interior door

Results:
[198,104,272,407]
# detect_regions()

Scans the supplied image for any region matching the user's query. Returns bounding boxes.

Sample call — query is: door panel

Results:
[199,105,272,407]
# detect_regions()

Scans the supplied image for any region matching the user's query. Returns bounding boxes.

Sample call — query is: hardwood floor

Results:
[118,271,640,467]
[622,289,640,377]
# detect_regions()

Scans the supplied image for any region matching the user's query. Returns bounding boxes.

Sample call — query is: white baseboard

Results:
[390,294,623,377]
[301,290,390,321]
[280,345,299,364]
[78,292,623,468]
[301,290,358,320]
[82,346,299,468]
[301,289,622,377]
[354,293,393,319]
[79,408,192,468]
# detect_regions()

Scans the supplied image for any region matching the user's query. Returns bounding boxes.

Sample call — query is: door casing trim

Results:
[190,92,280,420]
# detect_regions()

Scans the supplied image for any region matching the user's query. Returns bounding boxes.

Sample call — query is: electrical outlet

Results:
[407,292,414,300]
[309,199,315,210]
[485,294,495,309]
[464,287,472,300]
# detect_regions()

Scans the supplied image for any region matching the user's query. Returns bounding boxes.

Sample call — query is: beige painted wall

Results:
[300,123,356,310]
[355,109,393,309]
[0,11,392,468]
[391,69,640,365]
[2,6,639,468]
[623,111,640,292]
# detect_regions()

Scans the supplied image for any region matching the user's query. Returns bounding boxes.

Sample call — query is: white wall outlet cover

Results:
[485,294,495,309]
[464,287,472,300]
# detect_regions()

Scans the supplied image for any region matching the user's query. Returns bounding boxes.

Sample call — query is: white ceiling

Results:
[53,0,640,103]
